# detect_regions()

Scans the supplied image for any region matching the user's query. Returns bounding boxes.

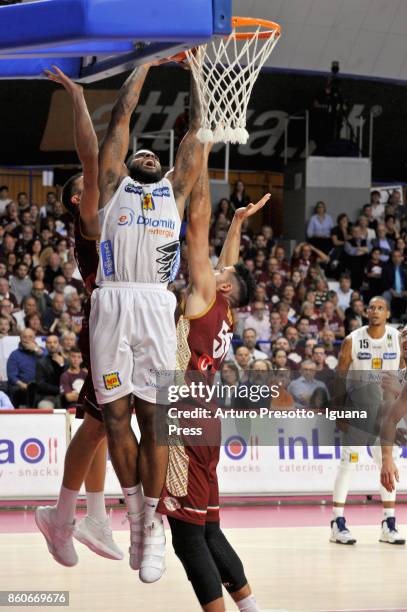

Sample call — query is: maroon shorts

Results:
[158,443,220,526]
[75,371,103,423]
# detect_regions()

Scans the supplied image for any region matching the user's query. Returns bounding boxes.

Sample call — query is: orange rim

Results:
[231,16,281,40]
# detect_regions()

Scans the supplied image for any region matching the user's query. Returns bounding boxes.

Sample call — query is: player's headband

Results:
[133,149,157,159]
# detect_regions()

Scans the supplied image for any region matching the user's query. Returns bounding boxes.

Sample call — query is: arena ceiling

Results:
[234,0,407,81]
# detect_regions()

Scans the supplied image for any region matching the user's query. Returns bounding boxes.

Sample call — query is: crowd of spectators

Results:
[0,180,405,410]
[0,185,86,409]
[174,184,407,410]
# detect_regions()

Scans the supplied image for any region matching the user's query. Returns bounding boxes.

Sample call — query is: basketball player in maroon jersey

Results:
[158,145,270,612]
[35,66,122,566]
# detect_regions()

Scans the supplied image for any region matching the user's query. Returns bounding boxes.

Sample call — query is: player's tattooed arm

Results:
[170,73,203,219]
[184,144,216,317]
[45,66,100,236]
[216,194,271,269]
[98,64,151,207]
[332,336,352,431]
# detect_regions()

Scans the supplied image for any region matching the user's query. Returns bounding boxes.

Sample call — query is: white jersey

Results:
[349,325,400,372]
[96,176,181,285]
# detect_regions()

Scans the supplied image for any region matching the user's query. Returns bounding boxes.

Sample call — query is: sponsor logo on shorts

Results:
[163,496,181,512]
[142,193,155,211]
[349,452,359,463]
[118,207,135,227]
[357,352,371,359]
[100,240,114,277]
[372,358,383,369]
[103,372,122,390]
[383,352,397,359]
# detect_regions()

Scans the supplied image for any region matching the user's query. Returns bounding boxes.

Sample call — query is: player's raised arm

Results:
[169,72,203,219]
[45,66,99,237]
[184,144,215,316]
[216,194,271,269]
[98,63,151,207]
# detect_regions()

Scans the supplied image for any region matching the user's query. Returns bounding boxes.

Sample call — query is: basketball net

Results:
[186,17,281,145]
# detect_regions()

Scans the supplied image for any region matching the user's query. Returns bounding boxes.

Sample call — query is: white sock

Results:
[333,506,344,518]
[54,485,78,526]
[86,491,107,523]
[144,496,160,527]
[236,595,259,611]
[122,484,144,515]
[384,508,395,519]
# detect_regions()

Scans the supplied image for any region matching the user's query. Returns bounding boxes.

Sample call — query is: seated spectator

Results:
[357,214,376,246]
[296,316,311,342]
[292,242,329,277]
[317,300,345,339]
[371,190,384,221]
[272,348,288,370]
[62,261,84,295]
[345,298,368,333]
[26,313,46,337]
[15,224,35,256]
[44,252,63,290]
[385,214,399,242]
[363,247,384,300]
[344,225,369,289]
[218,361,240,406]
[14,295,38,329]
[266,270,283,304]
[319,329,339,364]
[29,238,43,268]
[0,299,18,334]
[9,262,32,305]
[331,213,352,248]
[270,311,283,342]
[370,223,394,263]
[241,328,268,361]
[362,203,377,231]
[314,277,329,308]
[7,328,43,407]
[0,260,7,279]
[307,201,334,253]
[244,303,271,342]
[336,273,353,311]
[396,237,407,259]
[49,275,69,300]
[230,180,250,209]
[3,202,21,234]
[0,233,16,260]
[0,315,11,338]
[300,301,320,335]
[0,185,12,215]
[302,337,318,360]
[0,277,18,308]
[312,345,335,391]
[35,334,68,408]
[31,279,51,315]
[60,348,87,408]
[54,312,75,336]
[261,225,275,253]
[273,245,291,278]
[65,292,84,334]
[215,198,235,222]
[382,250,407,321]
[233,346,251,380]
[273,337,300,370]
[60,330,78,359]
[42,293,65,331]
[287,360,329,408]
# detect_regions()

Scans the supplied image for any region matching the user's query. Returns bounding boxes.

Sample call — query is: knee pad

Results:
[205,521,247,593]
[168,517,222,606]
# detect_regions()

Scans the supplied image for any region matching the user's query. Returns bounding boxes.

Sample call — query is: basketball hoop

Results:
[185,16,281,145]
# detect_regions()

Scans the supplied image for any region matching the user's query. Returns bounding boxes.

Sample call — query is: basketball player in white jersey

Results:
[89,60,203,582]
[330,296,404,545]
[380,326,407,493]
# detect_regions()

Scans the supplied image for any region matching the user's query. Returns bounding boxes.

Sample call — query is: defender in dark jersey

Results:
[35,66,122,566]
[158,145,270,612]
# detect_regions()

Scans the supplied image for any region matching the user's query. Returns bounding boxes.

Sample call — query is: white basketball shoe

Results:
[74,513,123,560]
[380,517,406,545]
[330,517,357,545]
[35,506,78,567]
[139,513,166,583]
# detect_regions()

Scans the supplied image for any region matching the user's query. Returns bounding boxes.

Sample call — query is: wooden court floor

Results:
[1,525,407,612]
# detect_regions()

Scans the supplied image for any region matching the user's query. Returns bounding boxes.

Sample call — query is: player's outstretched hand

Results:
[381,458,399,493]
[44,65,83,97]
[234,193,271,221]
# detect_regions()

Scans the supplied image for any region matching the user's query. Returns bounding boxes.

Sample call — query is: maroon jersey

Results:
[176,292,234,379]
[74,215,99,366]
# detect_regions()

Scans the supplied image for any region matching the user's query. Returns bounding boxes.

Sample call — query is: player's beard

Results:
[128,166,162,184]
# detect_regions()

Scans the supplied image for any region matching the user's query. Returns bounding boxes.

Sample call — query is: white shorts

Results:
[340,442,399,467]
[89,282,177,405]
